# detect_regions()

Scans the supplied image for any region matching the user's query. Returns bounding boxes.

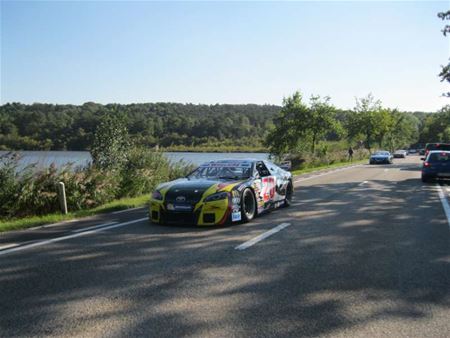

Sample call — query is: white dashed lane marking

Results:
[235,223,291,250]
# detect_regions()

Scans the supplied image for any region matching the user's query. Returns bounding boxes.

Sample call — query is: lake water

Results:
[0,151,270,170]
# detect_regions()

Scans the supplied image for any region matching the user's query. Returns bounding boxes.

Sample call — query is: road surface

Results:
[0,156,449,337]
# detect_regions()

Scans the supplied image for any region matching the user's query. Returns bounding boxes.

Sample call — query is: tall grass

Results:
[0,149,194,220]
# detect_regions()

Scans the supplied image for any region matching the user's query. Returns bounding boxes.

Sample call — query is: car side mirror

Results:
[420,157,425,161]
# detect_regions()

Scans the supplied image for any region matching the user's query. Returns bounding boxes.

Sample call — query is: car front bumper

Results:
[149,198,232,226]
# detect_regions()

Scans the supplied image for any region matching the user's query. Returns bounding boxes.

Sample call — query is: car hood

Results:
[156,178,245,203]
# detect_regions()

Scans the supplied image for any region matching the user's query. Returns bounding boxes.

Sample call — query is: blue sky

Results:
[1,1,449,111]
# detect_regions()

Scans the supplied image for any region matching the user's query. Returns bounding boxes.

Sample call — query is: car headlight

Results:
[152,190,163,200]
[204,191,229,202]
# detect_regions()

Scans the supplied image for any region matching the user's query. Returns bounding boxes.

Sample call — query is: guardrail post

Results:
[57,182,68,214]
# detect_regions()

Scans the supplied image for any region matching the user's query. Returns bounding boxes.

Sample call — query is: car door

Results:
[254,161,276,206]
[264,160,288,202]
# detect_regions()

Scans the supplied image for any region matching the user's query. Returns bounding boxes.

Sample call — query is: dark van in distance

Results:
[424,143,450,158]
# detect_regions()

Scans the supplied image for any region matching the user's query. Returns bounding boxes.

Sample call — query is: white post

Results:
[57,182,68,214]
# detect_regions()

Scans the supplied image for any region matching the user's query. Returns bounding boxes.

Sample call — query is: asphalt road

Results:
[0,156,449,337]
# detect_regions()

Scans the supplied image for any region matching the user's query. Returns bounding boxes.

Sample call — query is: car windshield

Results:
[428,152,450,163]
[374,152,389,156]
[187,162,252,180]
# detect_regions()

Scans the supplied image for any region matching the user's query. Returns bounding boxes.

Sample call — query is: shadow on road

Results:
[0,176,449,337]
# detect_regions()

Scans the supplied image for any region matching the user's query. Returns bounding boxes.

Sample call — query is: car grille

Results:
[165,190,204,205]
[161,211,199,225]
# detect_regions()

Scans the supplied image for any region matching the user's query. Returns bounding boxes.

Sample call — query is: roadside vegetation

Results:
[264,91,448,171]
[0,112,195,228]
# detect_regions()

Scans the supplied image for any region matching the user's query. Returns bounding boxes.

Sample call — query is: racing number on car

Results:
[261,177,276,202]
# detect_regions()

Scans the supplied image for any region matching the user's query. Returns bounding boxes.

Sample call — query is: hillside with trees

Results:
[0,99,446,154]
[0,102,280,152]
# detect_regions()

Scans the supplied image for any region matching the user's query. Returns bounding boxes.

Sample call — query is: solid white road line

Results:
[235,223,291,251]
[294,165,362,184]
[436,184,450,228]
[112,207,145,214]
[0,243,19,251]
[27,219,79,231]
[0,217,147,257]
[71,222,118,233]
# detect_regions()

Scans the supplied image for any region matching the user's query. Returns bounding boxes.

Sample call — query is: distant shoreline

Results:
[0,148,268,154]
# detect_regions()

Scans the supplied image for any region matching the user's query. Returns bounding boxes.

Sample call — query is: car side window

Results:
[256,161,271,177]
[264,161,279,176]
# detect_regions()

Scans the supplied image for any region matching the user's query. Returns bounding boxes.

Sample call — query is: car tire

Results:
[241,188,256,222]
[283,182,293,207]
[421,176,431,183]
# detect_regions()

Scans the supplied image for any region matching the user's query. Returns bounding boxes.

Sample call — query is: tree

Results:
[438,10,450,96]
[308,95,340,153]
[265,92,341,156]
[91,112,130,170]
[346,94,383,152]
[419,105,450,142]
[384,110,419,151]
[265,92,310,156]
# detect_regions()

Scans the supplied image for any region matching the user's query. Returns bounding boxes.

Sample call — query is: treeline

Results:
[0,102,280,151]
[0,99,447,154]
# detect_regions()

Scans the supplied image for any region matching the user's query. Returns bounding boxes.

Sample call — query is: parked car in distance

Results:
[393,150,408,158]
[424,143,450,159]
[419,149,425,155]
[278,160,292,171]
[369,151,393,164]
[421,150,450,182]
[408,149,417,154]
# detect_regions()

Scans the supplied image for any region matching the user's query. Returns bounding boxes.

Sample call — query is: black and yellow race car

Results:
[150,159,293,226]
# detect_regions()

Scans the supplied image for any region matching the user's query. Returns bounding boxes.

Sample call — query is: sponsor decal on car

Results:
[232,210,242,222]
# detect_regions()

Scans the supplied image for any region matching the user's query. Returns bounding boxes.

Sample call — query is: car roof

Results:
[199,159,258,167]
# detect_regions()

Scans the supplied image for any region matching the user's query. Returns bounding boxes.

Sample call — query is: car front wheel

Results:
[241,188,256,222]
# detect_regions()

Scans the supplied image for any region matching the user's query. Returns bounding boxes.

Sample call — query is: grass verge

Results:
[291,159,367,176]
[0,195,150,233]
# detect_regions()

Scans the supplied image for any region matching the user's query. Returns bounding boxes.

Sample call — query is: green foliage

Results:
[265,92,341,156]
[419,105,450,142]
[0,102,280,151]
[307,95,341,153]
[265,92,309,155]
[0,153,21,218]
[91,112,130,170]
[345,94,384,151]
[438,10,450,96]
[118,148,192,197]
[0,148,191,220]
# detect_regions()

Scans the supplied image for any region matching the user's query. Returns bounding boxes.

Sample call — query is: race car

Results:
[149,159,293,226]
